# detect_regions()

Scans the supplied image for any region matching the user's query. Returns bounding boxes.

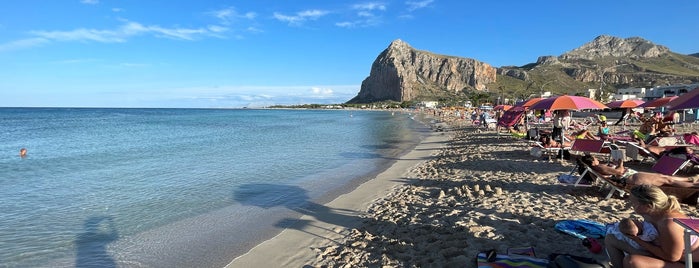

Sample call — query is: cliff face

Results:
[350,35,699,104]
[559,35,669,61]
[348,40,496,103]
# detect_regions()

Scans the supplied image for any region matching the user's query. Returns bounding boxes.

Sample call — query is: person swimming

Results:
[19,148,27,158]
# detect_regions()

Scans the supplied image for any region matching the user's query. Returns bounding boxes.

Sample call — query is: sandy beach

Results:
[226,110,699,268]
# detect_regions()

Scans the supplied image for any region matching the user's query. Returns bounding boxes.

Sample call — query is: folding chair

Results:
[652,154,691,176]
[622,141,660,163]
[569,139,610,161]
[574,162,627,199]
[530,141,562,161]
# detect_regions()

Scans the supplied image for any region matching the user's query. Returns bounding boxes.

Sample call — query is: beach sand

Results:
[226,111,699,268]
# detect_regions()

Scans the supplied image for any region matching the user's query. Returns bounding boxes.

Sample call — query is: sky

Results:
[1,1,697,108]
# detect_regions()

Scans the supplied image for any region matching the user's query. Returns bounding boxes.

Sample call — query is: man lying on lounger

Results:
[579,155,699,188]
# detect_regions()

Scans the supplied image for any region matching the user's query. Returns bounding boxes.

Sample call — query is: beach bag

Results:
[530,147,543,158]
[527,128,540,141]
[610,149,624,162]
[547,254,609,268]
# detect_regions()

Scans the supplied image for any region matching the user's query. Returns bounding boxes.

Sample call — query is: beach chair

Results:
[568,139,609,159]
[496,108,526,139]
[648,136,683,147]
[652,154,692,176]
[575,162,627,199]
[529,141,562,160]
[622,141,660,163]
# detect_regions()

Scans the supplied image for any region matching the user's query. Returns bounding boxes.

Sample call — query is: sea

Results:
[0,108,428,268]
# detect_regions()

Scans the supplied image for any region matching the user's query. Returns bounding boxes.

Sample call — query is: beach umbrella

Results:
[515,97,544,108]
[638,96,678,108]
[605,99,645,109]
[493,104,512,111]
[666,88,699,110]
[529,95,608,111]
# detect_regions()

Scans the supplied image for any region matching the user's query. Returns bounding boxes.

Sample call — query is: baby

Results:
[608,218,658,253]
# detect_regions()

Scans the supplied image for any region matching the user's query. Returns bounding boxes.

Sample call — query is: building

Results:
[612,87,646,101]
[419,101,439,109]
[644,83,699,100]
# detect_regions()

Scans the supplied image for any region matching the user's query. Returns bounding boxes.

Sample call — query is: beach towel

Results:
[547,254,609,268]
[476,252,549,268]
[554,219,606,239]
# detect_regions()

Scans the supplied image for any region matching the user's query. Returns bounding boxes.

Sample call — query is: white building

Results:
[612,87,646,101]
[419,101,439,109]
[645,83,699,100]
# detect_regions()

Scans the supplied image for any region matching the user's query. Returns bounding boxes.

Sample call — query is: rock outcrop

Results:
[348,40,496,103]
[559,35,669,61]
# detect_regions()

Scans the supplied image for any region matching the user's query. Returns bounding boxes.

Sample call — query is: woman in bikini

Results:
[579,155,699,188]
[606,184,699,267]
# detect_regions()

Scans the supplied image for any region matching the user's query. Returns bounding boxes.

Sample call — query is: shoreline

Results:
[226,113,451,267]
[226,110,699,267]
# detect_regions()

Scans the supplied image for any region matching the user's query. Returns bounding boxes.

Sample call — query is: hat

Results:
[599,115,607,122]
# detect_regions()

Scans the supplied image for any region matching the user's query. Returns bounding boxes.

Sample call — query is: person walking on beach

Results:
[605,184,699,267]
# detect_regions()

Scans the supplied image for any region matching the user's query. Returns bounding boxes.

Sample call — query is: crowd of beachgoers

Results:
[301,107,699,267]
[227,106,699,267]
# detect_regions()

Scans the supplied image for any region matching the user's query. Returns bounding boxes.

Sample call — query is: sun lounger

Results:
[622,141,660,163]
[530,141,563,160]
[577,159,699,203]
[652,154,692,176]
[576,162,627,199]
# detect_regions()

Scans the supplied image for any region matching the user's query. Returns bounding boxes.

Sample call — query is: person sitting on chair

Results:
[579,155,699,188]
[598,121,611,140]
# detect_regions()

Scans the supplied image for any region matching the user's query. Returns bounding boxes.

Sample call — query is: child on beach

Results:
[607,218,657,254]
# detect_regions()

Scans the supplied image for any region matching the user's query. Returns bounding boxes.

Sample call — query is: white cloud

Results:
[112,8,124,12]
[336,2,387,28]
[310,87,334,97]
[208,7,257,25]
[353,2,387,11]
[335,21,356,28]
[207,25,229,33]
[20,21,216,47]
[273,9,329,26]
[406,0,434,11]
[0,38,49,52]
[80,0,99,5]
[159,85,358,108]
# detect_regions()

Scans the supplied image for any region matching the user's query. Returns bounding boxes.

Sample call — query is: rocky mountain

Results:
[348,40,496,103]
[348,35,699,104]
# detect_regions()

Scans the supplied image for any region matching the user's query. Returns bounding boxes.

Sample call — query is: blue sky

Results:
[1,0,697,108]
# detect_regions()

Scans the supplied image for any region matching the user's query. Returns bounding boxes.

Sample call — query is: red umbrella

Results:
[529,95,608,111]
[666,88,699,110]
[515,97,544,108]
[605,99,645,109]
[493,104,512,111]
[638,96,678,108]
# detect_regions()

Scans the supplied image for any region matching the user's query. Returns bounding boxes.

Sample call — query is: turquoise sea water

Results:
[0,108,426,267]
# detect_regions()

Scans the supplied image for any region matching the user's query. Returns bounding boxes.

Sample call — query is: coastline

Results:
[228,109,699,267]
[226,112,451,267]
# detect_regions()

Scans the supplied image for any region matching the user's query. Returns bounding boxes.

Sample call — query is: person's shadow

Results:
[233,183,365,241]
[74,216,119,268]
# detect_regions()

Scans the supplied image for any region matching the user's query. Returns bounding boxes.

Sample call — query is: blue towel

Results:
[554,219,606,239]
